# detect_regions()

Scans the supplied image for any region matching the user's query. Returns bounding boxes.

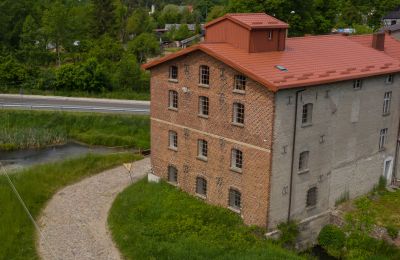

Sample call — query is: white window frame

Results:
[383,91,392,115]
[268,31,273,40]
[233,102,245,125]
[379,128,388,151]
[197,139,208,159]
[168,130,178,150]
[199,96,209,117]
[234,75,246,92]
[302,103,313,126]
[168,165,178,183]
[169,65,178,80]
[199,65,210,86]
[228,188,241,211]
[196,177,207,197]
[231,149,243,171]
[168,90,178,110]
[299,151,309,173]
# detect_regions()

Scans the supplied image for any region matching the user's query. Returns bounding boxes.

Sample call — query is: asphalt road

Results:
[0,94,150,114]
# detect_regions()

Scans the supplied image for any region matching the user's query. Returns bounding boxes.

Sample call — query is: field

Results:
[0,110,150,150]
[0,153,141,260]
[108,179,302,260]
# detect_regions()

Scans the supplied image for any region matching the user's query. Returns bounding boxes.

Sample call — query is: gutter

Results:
[287,89,305,222]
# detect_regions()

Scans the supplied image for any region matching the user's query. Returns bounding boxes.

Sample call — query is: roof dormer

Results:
[205,13,288,53]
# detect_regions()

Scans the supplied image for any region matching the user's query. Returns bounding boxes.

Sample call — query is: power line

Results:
[0,163,59,260]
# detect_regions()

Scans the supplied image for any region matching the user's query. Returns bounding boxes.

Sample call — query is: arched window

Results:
[196,177,207,196]
[199,65,210,85]
[302,103,313,125]
[168,165,178,183]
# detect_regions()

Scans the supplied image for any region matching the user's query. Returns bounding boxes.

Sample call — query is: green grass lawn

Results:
[0,110,150,150]
[108,179,302,260]
[0,152,141,260]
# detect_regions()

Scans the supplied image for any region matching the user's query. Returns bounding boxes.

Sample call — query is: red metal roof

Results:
[205,13,289,30]
[143,34,400,92]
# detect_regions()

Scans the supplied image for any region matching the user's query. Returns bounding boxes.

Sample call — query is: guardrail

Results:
[0,103,150,113]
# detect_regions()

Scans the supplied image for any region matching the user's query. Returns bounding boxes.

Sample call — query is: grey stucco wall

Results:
[268,74,400,231]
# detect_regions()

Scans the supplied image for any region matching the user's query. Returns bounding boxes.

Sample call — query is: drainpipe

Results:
[287,89,305,222]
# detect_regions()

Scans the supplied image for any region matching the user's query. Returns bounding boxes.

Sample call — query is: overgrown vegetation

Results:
[277,221,299,249]
[108,179,302,259]
[0,110,150,150]
[318,224,400,259]
[0,152,141,260]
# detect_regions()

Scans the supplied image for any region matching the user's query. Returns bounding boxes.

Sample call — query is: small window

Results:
[231,149,243,170]
[229,188,241,210]
[383,91,392,115]
[353,79,362,89]
[302,103,313,125]
[268,31,273,40]
[199,65,210,85]
[233,103,245,125]
[196,177,207,196]
[306,187,317,207]
[299,151,309,172]
[168,165,178,183]
[168,90,178,109]
[199,96,209,116]
[379,128,388,150]
[234,75,246,91]
[169,66,178,80]
[169,130,178,149]
[386,74,394,84]
[198,139,208,159]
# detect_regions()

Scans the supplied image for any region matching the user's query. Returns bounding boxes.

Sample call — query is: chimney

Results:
[372,32,385,51]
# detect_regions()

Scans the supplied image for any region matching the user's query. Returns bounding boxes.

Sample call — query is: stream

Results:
[0,142,134,172]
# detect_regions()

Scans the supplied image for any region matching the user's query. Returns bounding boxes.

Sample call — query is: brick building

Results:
[143,13,400,237]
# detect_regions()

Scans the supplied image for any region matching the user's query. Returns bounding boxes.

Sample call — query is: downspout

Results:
[393,114,400,185]
[287,89,305,222]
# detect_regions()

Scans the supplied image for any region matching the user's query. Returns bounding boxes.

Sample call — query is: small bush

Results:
[386,225,399,239]
[318,225,345,258]
[378,176,387,191]
[277,221,299,249]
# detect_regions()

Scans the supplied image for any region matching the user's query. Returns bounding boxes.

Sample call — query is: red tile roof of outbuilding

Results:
[205,13,289,30]
[143,34,400,92]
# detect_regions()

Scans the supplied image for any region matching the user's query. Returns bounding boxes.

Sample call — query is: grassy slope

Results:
[0,110,150,150]
[109,180,302,260]
[0,153,142,260]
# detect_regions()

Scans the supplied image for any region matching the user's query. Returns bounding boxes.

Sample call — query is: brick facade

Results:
[150,51,275,226]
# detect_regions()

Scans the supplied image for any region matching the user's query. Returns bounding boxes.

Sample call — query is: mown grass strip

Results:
[109,179,302,260]
[0,152,141,260]
[0,110,150,150]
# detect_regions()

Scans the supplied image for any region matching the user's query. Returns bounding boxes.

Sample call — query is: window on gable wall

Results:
[302,103,313,125]
[198,139,208,159]
[353,79,362,89]
[199,65,210,85]
[386,74,394,84]
[199,96,209,116]
[379,128,388,151]
[233,103,245,125]
[234,75,246,92]
[383,91,392,115]
[168,90,178,109]
[169,65,178,80]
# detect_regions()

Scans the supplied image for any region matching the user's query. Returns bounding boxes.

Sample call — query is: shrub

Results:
[277,221,299,249]
[318,225,345,258]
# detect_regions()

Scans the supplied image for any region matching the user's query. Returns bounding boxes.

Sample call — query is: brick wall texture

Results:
[150,51,275,226]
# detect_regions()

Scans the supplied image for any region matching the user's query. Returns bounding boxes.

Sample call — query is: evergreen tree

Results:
[91,0,117,37]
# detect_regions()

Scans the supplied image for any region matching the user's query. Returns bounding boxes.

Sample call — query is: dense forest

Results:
[1,0,400,99]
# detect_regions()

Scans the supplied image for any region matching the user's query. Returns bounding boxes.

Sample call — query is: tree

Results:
[112,53,143,91]
[207,6,227,21]
[158,4,181,25]
[91,0,117,37]
[175,24,193,40]
[41,1,72,66]
[128,33,160,63]
[126,9,156,37]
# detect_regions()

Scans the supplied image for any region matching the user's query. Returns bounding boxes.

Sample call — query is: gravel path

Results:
[37,157,151,260]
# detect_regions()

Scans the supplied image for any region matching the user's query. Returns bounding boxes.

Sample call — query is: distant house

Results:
[383,6,400,26]
[155,24,204,34]
[380,23,400,40]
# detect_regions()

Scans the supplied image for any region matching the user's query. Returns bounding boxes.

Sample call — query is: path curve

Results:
[37,157,151,260]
